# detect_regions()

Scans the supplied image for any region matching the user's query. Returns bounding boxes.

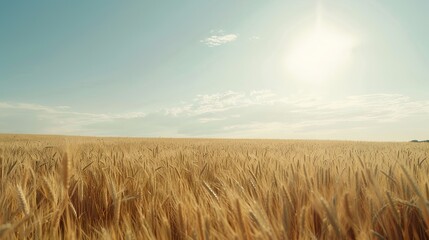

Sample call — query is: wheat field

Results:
[0,134,428,239]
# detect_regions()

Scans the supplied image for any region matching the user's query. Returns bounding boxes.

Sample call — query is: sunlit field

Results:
[1,135,428,239]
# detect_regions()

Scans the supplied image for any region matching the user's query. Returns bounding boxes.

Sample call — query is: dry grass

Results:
[0,134,428,239]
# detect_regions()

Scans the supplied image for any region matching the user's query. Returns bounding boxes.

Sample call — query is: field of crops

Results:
[0,134,428,239]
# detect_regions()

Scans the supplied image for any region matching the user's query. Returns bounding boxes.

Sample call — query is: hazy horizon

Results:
[1,0,429,141]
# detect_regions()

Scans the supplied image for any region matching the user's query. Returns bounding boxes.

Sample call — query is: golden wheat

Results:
[16,185,30,217]
[0,134,428,239]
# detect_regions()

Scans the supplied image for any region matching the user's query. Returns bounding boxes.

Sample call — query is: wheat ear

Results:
[16,185,30,216]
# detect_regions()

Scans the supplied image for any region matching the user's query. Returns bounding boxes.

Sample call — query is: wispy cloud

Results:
[0,102,145,134]
[163,91,429,140]
[201,30,238,47]
[249,36,260,41]
[288,94,429,122]
[1,92,429,140]
[198,117,227,123]
[165,90,277,116]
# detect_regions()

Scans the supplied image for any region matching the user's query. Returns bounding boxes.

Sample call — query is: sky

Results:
[1,0,429,141]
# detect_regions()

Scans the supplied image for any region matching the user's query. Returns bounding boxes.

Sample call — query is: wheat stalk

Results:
[62,151,70,191]
[203,181,219,202]
[235,199,248,239]
[16,185,30,216]
[320,197,341,238]
[43,177,57,205]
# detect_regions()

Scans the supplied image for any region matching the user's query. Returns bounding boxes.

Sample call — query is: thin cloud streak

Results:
[163,91,429,139]
[165,90,277,116]
[1,91,428,140]
[201,30,238,47]
[0,101,146,134]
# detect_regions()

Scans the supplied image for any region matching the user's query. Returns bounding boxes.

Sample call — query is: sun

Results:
[286,24,356,83]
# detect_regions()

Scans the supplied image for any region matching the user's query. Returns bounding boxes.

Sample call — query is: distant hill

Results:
[410,140,429,142]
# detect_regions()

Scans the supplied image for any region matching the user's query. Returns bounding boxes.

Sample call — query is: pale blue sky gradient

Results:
[1,0,428,141]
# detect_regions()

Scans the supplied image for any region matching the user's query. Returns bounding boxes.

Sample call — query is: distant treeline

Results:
[410,140,429,142]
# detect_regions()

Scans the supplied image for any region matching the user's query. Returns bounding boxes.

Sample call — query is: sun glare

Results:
[286,24,356,83]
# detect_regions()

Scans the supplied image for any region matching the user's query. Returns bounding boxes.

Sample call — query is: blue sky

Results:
[1,0,429,141]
